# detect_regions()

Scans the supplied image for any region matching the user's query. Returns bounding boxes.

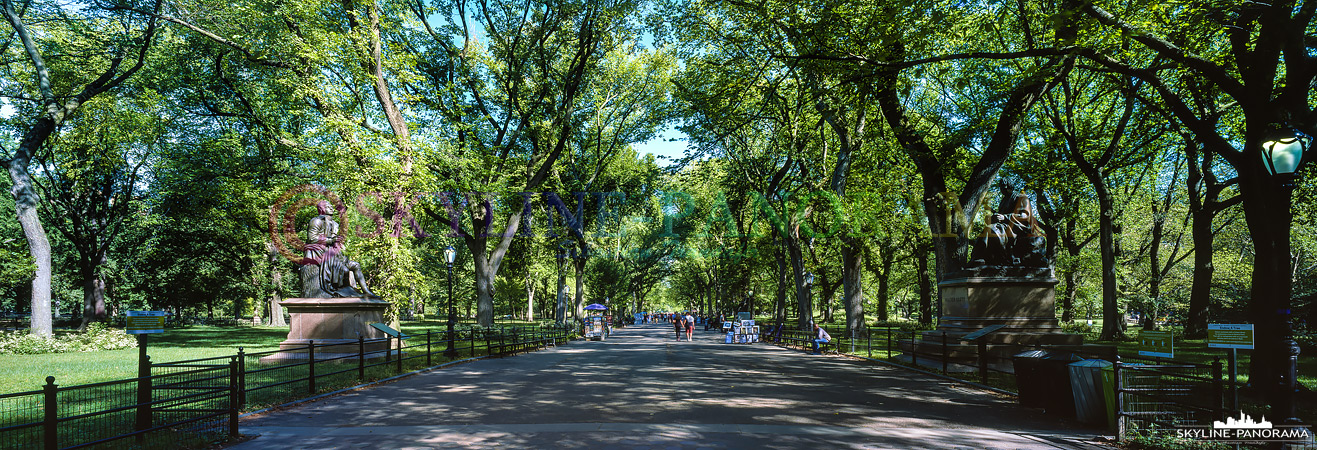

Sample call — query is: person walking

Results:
[673,314,684,341]
[811,322,831,354]
[684,313,696,341]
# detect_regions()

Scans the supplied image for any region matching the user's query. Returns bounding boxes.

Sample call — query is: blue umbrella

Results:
[584,303,608,310]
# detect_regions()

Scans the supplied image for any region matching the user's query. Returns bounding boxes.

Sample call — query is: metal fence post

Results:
[910,330,918,366]
[1113,356,1125,441]
[43,376,57,450]
[941,331,948,373]
[1212,357,1224,421]
[978,340,989,383]
[426,330,432,366]
[396,334,403,372]
[358,336,365,381]
[228,358,240,438]
[867,327,872,358]
[469,328,475,357]
[236,347,247,407]
[307,340,316,395]
[135,355,152,441]
[886,327,892,358]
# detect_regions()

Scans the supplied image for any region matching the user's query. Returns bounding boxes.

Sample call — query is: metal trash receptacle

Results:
[1069,359,1112,425]
[1012,350,1049,408]
[1101,364,1116,430]
[1038,352,1083,416]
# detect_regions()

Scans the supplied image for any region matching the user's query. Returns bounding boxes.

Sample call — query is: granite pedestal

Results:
[259,297,393,363]
[901,276,1084,372]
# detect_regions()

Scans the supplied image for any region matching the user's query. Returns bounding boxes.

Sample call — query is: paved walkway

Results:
[227,323,1114,449]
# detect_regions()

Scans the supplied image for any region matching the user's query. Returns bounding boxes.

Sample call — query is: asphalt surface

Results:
[226,323,1115,449]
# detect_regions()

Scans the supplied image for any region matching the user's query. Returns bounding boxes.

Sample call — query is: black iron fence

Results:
[0,324,574,450]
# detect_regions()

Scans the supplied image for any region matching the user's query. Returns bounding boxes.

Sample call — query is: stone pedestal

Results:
[901,276,1084,372]
[259,297,392,363]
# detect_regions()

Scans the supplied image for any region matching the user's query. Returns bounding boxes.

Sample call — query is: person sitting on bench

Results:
[811,322,831,355]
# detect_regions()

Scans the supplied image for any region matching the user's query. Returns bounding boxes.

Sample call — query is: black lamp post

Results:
[1259,128,1309,424]
[443,246,458,358]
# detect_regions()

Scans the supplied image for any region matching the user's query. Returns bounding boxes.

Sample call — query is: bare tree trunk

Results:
[876,243,895,322]
[555,260,567,324]
[841,243,864,336]
[787,237,811,329]
[7,158,53,337]
[77,255,107,330]
[774,242,787,323]
[916,241,934,326]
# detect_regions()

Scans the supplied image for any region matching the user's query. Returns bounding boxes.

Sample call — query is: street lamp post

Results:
[443,246,458,358]
[1259,128,1309,424]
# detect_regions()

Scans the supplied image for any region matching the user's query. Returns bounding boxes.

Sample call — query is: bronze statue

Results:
[301,200,376,298]
[967,185,1049,269]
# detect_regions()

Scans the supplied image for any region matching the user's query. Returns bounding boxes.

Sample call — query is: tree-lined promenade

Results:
[2,0,1314,435]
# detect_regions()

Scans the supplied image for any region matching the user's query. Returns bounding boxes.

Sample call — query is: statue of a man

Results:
[301,200,376,298]
[969,185,1049,268]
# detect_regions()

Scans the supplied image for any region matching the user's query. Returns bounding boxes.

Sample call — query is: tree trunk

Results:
[1184,140,1230,339]
[917,242,934,326]
[7,159,53,337]
[525,274,535,321]
[1062,269,1079,323]
[876,243,895,322]
[555,261,568,324]
[1239,169,1292,406]
[774,243,788,323]
[77,255,107,330]
[1085,172,1123,340]
[787,236,811,329]
[841,243,864,336]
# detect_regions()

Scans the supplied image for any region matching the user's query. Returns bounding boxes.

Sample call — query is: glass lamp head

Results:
[1261,129,1310,176]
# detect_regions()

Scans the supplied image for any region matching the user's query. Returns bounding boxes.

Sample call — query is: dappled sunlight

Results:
[233,324,1106,449]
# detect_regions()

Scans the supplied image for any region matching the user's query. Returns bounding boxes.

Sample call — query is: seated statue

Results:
[301,200,376,298]
[968,185,1049,270]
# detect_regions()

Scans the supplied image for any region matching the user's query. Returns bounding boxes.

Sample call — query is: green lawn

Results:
[0,320,558,394]
[0,325,290,394]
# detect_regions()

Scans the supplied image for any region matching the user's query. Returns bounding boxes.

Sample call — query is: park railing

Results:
[1111,356,1223,440]
[0,324,575,450]
[761,322,1227,440]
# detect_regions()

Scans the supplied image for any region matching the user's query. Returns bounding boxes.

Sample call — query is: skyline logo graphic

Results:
[1176,411,1312,444]
[1213,412,1273,429]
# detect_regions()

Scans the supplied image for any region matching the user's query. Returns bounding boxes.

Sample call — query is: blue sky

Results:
[632,126,689,167]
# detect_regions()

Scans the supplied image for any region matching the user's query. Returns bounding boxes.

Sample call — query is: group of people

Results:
[671,312,696,341]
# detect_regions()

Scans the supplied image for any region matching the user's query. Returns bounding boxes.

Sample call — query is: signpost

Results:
[125,310,165,441]
[1208,324,1254,412]
[126,310,166,335]
[1137,330,1174,358]
[1207,324,1254,349]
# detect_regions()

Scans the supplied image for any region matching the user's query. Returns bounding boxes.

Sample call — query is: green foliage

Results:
[0,323,137,355]
[1122,430,1230,450]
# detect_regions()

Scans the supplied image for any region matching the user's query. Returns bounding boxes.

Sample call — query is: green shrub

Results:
[1060,321,1096,336]
[0,332,71,354]
[62,322,138,352]
[0,322,137,355]
[870,320,930,332]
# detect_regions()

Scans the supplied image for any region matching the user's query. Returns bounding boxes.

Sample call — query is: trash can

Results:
[1038,352,1082,417]
[1068,359,1112,426]
[1012,350,1081,415]
[1101,364,1116,430]
[1012,350,1049,407]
